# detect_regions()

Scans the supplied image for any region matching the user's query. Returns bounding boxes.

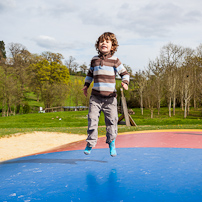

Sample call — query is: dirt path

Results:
[0,131,87,162]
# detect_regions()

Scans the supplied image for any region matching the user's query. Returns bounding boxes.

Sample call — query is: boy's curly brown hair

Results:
[95,32,119,56]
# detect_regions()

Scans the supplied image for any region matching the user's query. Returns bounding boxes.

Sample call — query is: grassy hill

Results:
[0,107,202,137]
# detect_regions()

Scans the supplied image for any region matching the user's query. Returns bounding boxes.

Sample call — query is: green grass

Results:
[132,107,202,125]
[0,107,202,138]
[24,92,45,110]
[0,111,93,128]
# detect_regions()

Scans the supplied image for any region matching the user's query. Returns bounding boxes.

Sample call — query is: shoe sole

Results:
[84,151,91,155]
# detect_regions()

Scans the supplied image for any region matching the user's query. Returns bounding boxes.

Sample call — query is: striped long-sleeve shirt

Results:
[84,53,130,97]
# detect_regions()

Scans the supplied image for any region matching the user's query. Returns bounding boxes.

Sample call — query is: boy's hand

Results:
[121,82,128,90]
[82,86,88,97]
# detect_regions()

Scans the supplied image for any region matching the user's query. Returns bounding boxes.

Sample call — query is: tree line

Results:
[125,42,202,118]
[0,41,202,118]
[0,41,90,116]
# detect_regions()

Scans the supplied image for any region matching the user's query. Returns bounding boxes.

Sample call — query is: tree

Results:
[79,63,88,75]
[144,73,158,118]
[42,51,64,64]
[196,44,202,58]
[195,44,202,107]
[28,59,70,108]
[180,61,194,118]
[133,70,147,115]
[3,43,32,114]
[65,56,79,75]
[71,78,85,106]
[0,41,6,61]
[148,58,164,115]
[123,64,133,76]
[160,43,185,117]
[26,54,44,102]
[28,59,50,100]
[197,57,202,106]
[0,63,19,116]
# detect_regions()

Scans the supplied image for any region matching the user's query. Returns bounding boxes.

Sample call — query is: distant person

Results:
[82,32,129,157]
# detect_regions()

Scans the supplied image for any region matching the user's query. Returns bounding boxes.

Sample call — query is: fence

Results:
[40,106,88,113]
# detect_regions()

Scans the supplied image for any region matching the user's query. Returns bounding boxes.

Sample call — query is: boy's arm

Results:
[82,86,88,97]
[115,58,130,90]
[121,82,128,90]
[82,65,94,96]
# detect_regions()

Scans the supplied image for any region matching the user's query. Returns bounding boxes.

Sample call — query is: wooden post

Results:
[120,88,130,126]
[118,88,137,127]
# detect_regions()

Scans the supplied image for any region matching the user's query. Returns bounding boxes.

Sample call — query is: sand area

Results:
[0,131,87,162]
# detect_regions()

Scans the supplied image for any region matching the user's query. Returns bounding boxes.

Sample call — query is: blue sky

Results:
[1,0,202,73]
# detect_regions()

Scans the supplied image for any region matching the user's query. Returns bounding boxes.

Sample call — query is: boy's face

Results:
[98,39,112,55]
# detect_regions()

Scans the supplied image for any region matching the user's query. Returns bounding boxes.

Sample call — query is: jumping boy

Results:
[82,32,129,157]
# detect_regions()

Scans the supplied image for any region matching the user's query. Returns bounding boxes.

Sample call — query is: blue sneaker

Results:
[109,139,117,157]
[84,146,92,155]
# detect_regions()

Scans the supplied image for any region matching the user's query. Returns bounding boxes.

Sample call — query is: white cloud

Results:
[116,2,202,37]
[32,35,90,54]
[34,0,76,17]
[34,35,56,48]
[1,0,202,71]
[33,35,73,50]
[0,0,16,11]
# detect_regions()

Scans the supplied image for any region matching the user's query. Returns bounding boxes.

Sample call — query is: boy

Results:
[82,32,129,157]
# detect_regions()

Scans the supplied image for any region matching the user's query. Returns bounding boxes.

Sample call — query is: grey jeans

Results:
[86,95,118,147]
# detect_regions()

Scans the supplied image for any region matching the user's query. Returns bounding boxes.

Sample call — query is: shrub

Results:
[23,103,30,114]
